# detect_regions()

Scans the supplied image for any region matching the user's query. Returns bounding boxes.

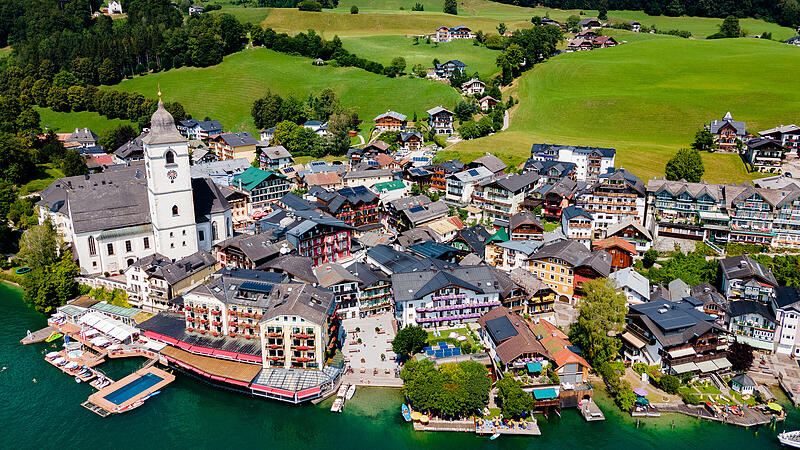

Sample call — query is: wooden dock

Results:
[579,400,606,421]
[652,402,784,427]
[20,327,55,345]
[81,401,112,418]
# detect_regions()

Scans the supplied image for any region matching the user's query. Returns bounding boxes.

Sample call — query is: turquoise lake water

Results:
[1,281,797,449]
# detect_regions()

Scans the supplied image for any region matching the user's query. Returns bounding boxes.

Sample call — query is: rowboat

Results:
[401,404,411,422]
[345,384,356,400]
[779,430,800,448]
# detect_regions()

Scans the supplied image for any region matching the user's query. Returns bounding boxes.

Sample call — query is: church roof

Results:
[142,99,187,145]
[192,177,231,220]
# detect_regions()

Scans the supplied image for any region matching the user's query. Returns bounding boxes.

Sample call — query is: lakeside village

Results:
[16,97,800,438]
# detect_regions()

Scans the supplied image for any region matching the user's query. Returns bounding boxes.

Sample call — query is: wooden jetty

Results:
[579,400,606,421]
[81,401,113,418]
[20,327,55,345]
[652,402,784,427]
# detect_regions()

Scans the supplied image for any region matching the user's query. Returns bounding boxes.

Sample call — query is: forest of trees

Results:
[487,0,800,28]
[0,0,250,83]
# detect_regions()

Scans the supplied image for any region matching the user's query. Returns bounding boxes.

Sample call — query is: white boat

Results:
[779,431,800,448]
[345,384,356,400]
[330,398,343,412]
[337,384,349,398]
[490,432,501,440]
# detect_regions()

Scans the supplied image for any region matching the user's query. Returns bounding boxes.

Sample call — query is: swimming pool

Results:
[103,373,163,405]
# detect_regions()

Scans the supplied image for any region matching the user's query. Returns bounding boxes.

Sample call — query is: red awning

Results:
[237,353,261,363]
[225,378,251,387]
[176,360,192,370]
[272,387,294,398]
[296,386,321,399]
[212,349,239,359]
[250,384,271,393]
[209,375,227,382]
[176,341,192,350]
[189,345,215,356]
[143,331,179,345]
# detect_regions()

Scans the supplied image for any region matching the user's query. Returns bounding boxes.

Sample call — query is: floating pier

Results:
[579,401,606,421]
[20,327,55,345]
[86,367,175,417]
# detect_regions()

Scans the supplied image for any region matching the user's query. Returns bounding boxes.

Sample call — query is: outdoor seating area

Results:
[78,312,140,345]
[475,414,540,436]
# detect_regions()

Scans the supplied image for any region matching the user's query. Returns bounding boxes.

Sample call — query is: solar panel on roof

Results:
[434,350,444,358]
[453,348,462,356]
[239,281,274,294]
[438,342,448,349]
[468,169,479,176]
[284,167,295,173]
[443,348,453,357]
[409,205,424,213]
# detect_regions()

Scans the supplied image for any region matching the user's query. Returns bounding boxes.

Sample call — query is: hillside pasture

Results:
[111,47,461,136]
[340,35,501,78]
[446,38,800,183]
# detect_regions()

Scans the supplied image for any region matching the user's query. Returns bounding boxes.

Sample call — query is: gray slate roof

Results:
[720,255,778,287]
[709,112,746,136]
[391,265,502,302]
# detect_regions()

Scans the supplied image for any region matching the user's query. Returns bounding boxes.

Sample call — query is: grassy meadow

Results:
[445,38,800,183]
[36,107,137,136]
[341,35,501,78]
[112,47,461,136]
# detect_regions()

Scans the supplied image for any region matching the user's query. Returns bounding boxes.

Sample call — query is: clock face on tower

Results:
[167,169,178,181]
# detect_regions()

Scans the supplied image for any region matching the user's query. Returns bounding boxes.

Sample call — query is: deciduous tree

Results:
[568,278,628,366]
[392,325,428,357]
[665,148,705,182]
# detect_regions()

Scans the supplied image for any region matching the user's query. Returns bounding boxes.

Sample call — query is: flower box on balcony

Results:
[211,310,221,315]
[200,319,207,324]
[245,335,252,339]
[187,327,194,332]
[212,321,221,326]
[198,330,206,334]
[212,332,219,337]
[229,333,237,338]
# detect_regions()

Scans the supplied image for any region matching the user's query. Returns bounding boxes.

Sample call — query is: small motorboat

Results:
[346,384,356,400]
[141,391,161,401]
[117,400,144,414]
[337,384,349,398]
[330,398,343,412]
[779,430,800,448]
[75,376,82,383]
[45,332,63,343]
[490,433,501,440]
[401,404,411,422]
[45,351,60,360]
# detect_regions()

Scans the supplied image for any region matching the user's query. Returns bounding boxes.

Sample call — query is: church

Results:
[37,94,233,275]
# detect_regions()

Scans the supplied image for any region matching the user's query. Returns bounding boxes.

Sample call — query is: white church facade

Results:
[37,95,232,275]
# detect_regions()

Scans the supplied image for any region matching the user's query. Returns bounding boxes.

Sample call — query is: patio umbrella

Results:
[633,387,649,397]
[411,412,422,421]
[420,415,430,423]
[767,403,783,412]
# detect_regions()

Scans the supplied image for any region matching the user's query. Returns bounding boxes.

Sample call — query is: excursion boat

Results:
[401,404,411,422]
[337,384,349,398]
[779,430,800,448]
[45,332,63,343]
[331,398,343,412]
[346,384,356,400]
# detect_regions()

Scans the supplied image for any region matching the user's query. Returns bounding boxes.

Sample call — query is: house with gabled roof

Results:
[645,178,727,244]
[478,307,551,372]
[392,264,503,328]
[576,168,646,234]
[257,144,294,172]
[621,297,729,375]
[473,172,543,224]
[470,152,507,176]
[510,211,544,241]
[209,132,259,162]
[231,167,290,214]
[461,78,486,96]
[745,137,786,173]
[479,96,499,111]
[719,254,778,304]
[560,205,593,248]
[592,236,636,270]
[398,131,424,151]
[758,124,800,153]
[609,267,650,305]
[427,106,455,135]
[374,110,407,132]
[310,185,381,234]
[606,217,653,252]
[529,143,615,182]
[707,111,747,152]
[177,119,223,140]
[445,166,494,204]
[578,18,602,30]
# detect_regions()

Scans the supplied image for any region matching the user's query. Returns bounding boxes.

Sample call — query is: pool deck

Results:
[87,366,175,414]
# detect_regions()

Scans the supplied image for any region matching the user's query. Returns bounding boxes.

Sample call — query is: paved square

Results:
[341,313,402,387]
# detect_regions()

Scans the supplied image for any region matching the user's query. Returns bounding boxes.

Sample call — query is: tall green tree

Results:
[443,0,458,15]
[99,125,138,153]
[17,219,60,271]
[691,128,715,151]
[392,325,428,357]
[496,376,534,418]
[60,148,89,176]
[568,278,628,366]
[23,254,80,314]
[665,148,705,182]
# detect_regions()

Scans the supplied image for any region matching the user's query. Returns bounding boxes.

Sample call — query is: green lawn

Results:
[446,37,800,184]
[341,35,501,79]
[36,107,137,136]
[0,46,11,59]
[543,220,559,232]
[426,327,477,348]
[20,163,65,195]
[606,10,797,40]
[111,47,461,137]
[260,8,530,37]
[696,384,722,395]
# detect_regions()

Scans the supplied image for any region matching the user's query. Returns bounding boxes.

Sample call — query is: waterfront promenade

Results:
[341,314,402,387]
